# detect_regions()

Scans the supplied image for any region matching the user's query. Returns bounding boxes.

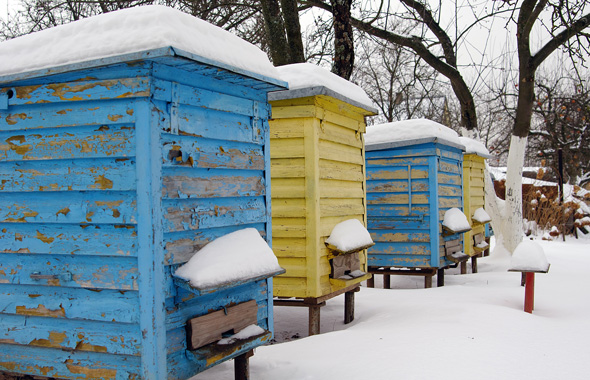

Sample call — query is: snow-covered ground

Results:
[194,236,590,380]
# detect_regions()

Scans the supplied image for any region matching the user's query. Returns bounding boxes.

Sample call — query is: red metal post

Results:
[524,272,535,313]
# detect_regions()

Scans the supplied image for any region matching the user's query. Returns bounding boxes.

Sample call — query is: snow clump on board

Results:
[0,5,280,81]
[174,228,281,289]
[442,208,471,232]
[472,207,492,224]
[509,240,550,272]
[458,136,491,157]
[325,219,374,253]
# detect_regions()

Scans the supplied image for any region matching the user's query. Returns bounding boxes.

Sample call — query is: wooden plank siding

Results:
[1,54,284,379]
[269,94,373,299]
[462,154,488,257]
[366,142,466,269]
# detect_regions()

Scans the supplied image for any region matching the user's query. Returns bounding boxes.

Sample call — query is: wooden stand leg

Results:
[437,268,445,287]
[366,275,375,288]
[521,272,526,287]
[309,305,321,336]
[471,256,478,273]
[344,291,355,324]
[524,272,535,313]
[425,275,432,288]
[460,261,467,274]
[234,350,254,380]
[383,275,391,289]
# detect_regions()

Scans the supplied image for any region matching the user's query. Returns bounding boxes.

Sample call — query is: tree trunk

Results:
[330,0,354,79]
[260,0,290,66]
[280,0,305,63]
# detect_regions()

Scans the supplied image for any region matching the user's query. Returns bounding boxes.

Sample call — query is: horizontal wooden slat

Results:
[367,254,431,268]
[367,193,429,205]
[0,223,136,256]
[272,217,306,238]
[370,230,430,243]
[271,237,306,258]
[369,242,431,255]
[269,118,305,138]
[0,191,137,224]
[439,197,462,208]
[270,178,305,198]
[10,78,150,106]
[319,179,364,199]
[0,254,138,290]
[438,172,462,185]
[0,284,138,323]
[320,198,365,217]
[0,343,141,379]
[319,121,362,148]
[162,167,264,199]
[438,184,462,197]
[366,156,428,167]
[0,314,140,355]
[366,166,429,180]
[319,159,364,181]
[270,138,305,158]
[368,218,430,230]
[175,104,259,145]
[367,204,429,217]
[0,124,135,162]
[367,179,429,193]
[318,139,363,165]
[272,198,306,218]
[276,257,307,278]
[270,158,305,178]
[162,196,266,233]
[438,159,461,174]
[162,134,264,170]
[1,100,136,131]
[0,157,136,192]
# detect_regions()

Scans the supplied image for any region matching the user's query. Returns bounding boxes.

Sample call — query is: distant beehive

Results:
[460,138,492,258]
[0,7,286,379]
[268,64,378,300]
[365,120,470,275]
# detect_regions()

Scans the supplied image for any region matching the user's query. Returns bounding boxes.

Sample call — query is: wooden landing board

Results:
[186,300,258,350]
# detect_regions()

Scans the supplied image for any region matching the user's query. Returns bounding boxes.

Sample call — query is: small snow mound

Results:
[442,208,471,233]
[174,228,281,289]
[217,324,265,345]
[0,5,280,81]
[365,119,463,147]
[472,207,491,224]
[458,136,491,157]
[275,63,376,111]
[325,219,374,254]
[509,240,550,272]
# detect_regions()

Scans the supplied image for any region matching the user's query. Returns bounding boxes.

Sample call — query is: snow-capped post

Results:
[267,63,377,335]
[365,119,470,288]
[0,5,288,379]
[508,241,550,313]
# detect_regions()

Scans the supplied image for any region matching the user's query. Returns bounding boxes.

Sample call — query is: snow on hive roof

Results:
[174,228,282,289]
[0,5,282,84]
[365,119,465,151]
[268,63,378,113]
[458,136,492,158]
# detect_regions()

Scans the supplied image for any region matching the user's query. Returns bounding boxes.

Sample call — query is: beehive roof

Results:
[0,5,284,86]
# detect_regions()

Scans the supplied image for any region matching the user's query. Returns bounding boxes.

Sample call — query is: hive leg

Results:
[309,305,321,336]
[344,290,355,324]
[437,268,445,287]
[234,349,254,380]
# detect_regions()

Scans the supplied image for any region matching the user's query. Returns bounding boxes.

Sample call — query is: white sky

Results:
[0,0,11,21]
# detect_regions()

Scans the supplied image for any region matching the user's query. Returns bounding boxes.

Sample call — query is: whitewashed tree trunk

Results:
[484,135,527,255]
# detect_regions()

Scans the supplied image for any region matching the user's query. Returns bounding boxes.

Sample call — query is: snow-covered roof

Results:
[0,5,284,86]
[325,219,374,254]
[509,240,550,273]
[458,136,492,158]
[365,119,465,151]
[268,63,378,114]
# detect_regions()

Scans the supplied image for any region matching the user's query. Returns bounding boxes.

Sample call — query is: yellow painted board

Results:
[319,121,363,148]
[272,237,307,257]
[270,158,305,178]
[319,179,365,199]
[271,178,305,198]
[319,160,364,181]
[270,138,305,158]
[319,139,364,165]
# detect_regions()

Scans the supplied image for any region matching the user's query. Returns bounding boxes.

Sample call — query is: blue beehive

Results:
[364,119,470,288]
[0,6,286,379]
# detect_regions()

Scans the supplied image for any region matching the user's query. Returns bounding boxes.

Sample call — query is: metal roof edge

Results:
[366,136,466,152]
[268,85,379,115]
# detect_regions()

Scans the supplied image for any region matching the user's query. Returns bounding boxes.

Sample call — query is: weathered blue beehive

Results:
[0,6,286,379]
[364,119,469,287]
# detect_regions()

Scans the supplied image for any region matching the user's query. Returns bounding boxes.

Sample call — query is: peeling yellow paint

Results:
[56,109,72,115]
[108,114,124,122]
[75,340,108,353]
[85,211,95,222]
[90,175,114,190]
[6,113,30,125]
[16,304,66,317]
[57,207,70,216]
[30,331,67,348]
[65,359,117,379]
[36,231,55,244]
[16,84,42,99]
[126,108,134,115]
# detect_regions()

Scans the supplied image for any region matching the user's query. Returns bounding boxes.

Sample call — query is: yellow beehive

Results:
[462,152,490,257]
[268,67,377,299]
